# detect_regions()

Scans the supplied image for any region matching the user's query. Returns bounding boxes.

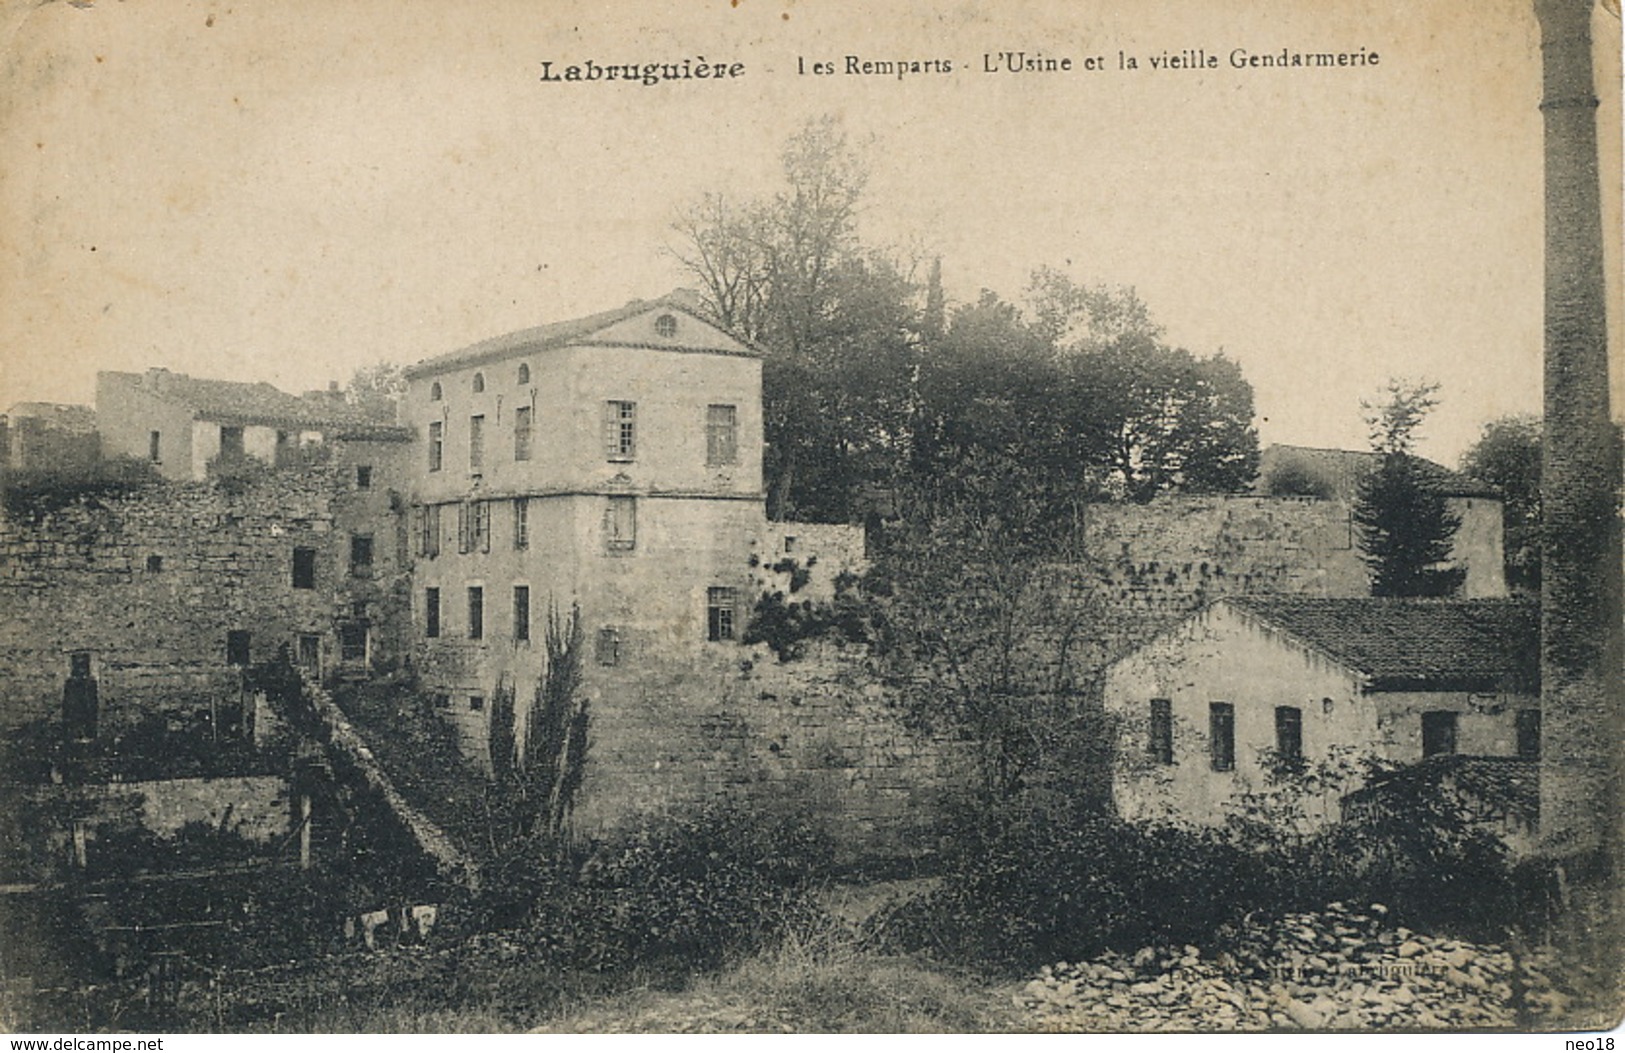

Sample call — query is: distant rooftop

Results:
[1256,443,1499,500]
[102,369,408,439]
[3,403,97,432]
[404,291,754,379]
[1228,596,1539,693]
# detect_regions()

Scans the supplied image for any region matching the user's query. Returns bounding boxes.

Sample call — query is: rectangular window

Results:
[706,404,738,466]
[469,415,485,471]
[467,586,484,640]
[219,425,245,461]
[226,629,251,666]
[469,695,485,712]
[605,400,636,460]
[1422,711,1459,758]
[292,547,317,589]
[148,430,161,463]
[296,634,320,671]
[707,586,738,642]
[432,693,451,710]
[339,624,367,664]
[456,501,490,554]
[596,627,621,666]
[605,495,637,551]
[1149,699,1173,765]
[70,651,92,679]
[428,421,443,472]
[146,554,164,574]
[513,498,529,550]
[420,504,442,558]
[513,585,530,642]
[355,465,373,489]
[1516,709,1541,761]
[1275,706,1303,766]
[1209,702,1235,772]
[424,587,440,638]
[350,534,374,576]
[514,405,533,462]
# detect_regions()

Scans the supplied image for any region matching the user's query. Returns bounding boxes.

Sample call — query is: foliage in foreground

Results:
[868,799,1556,972]
[456,805,833,975]
[539,916,1017,1034]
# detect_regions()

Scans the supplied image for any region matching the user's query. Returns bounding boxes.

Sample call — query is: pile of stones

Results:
[1016,902,1576,1031]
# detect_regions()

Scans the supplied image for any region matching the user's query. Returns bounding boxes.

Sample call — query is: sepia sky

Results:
[0,0,1619,465]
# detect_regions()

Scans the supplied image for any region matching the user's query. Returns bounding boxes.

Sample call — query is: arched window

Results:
[472,372,485,393]
[517,363,531,385]
[655,313,678,338]
[429,381,442,401]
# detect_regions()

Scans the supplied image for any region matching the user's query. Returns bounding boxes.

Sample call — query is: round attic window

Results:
[429,381,443,401]
[472,372,485,393]
[517,363,531,385]
[655,313,678,338]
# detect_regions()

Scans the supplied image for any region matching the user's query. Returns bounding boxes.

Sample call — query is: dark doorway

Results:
[1422,711,1458,757]
[64,651,98,740]
[226,630,252,666]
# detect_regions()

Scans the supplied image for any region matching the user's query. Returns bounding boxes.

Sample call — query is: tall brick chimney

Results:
[1534,0,1624,871]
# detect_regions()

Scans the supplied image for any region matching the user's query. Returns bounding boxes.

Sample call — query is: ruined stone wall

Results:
[93,775,293,843]
[1,415,101,473]
[564,639,958,866]
[0,453,409,734]
[1079,495,1371,670]
[753,521,867,602]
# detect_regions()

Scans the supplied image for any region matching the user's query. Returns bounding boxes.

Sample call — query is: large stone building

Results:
[398,294,862,787]
[1103,596,1540,835]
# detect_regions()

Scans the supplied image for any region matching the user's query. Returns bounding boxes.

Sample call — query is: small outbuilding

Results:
[1102,597,1540,832]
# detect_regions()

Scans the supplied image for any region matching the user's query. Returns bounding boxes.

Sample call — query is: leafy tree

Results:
[867,452,1106,803]
[912,290,1095,498]
[670,117,918,522]
[1028,269,1259,501]
[1353,380,1465,597]
[344,361,407,421]
[673,125,1259,518]
[1461,415,1542,592]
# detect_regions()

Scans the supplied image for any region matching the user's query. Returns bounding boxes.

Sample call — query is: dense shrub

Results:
[458,806,833,975]
[743,573,870,661]
[870,790,1540,970]
[868,811,1297,969]
[0,456,160,520]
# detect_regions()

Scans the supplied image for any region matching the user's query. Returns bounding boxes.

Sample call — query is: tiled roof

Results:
[404,291,755,378]
[109,370,406,438]
[1256,443,1499,499]
[1228,596,1540,692]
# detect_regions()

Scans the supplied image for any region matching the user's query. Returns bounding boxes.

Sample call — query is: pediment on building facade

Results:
[405,293,759,379]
